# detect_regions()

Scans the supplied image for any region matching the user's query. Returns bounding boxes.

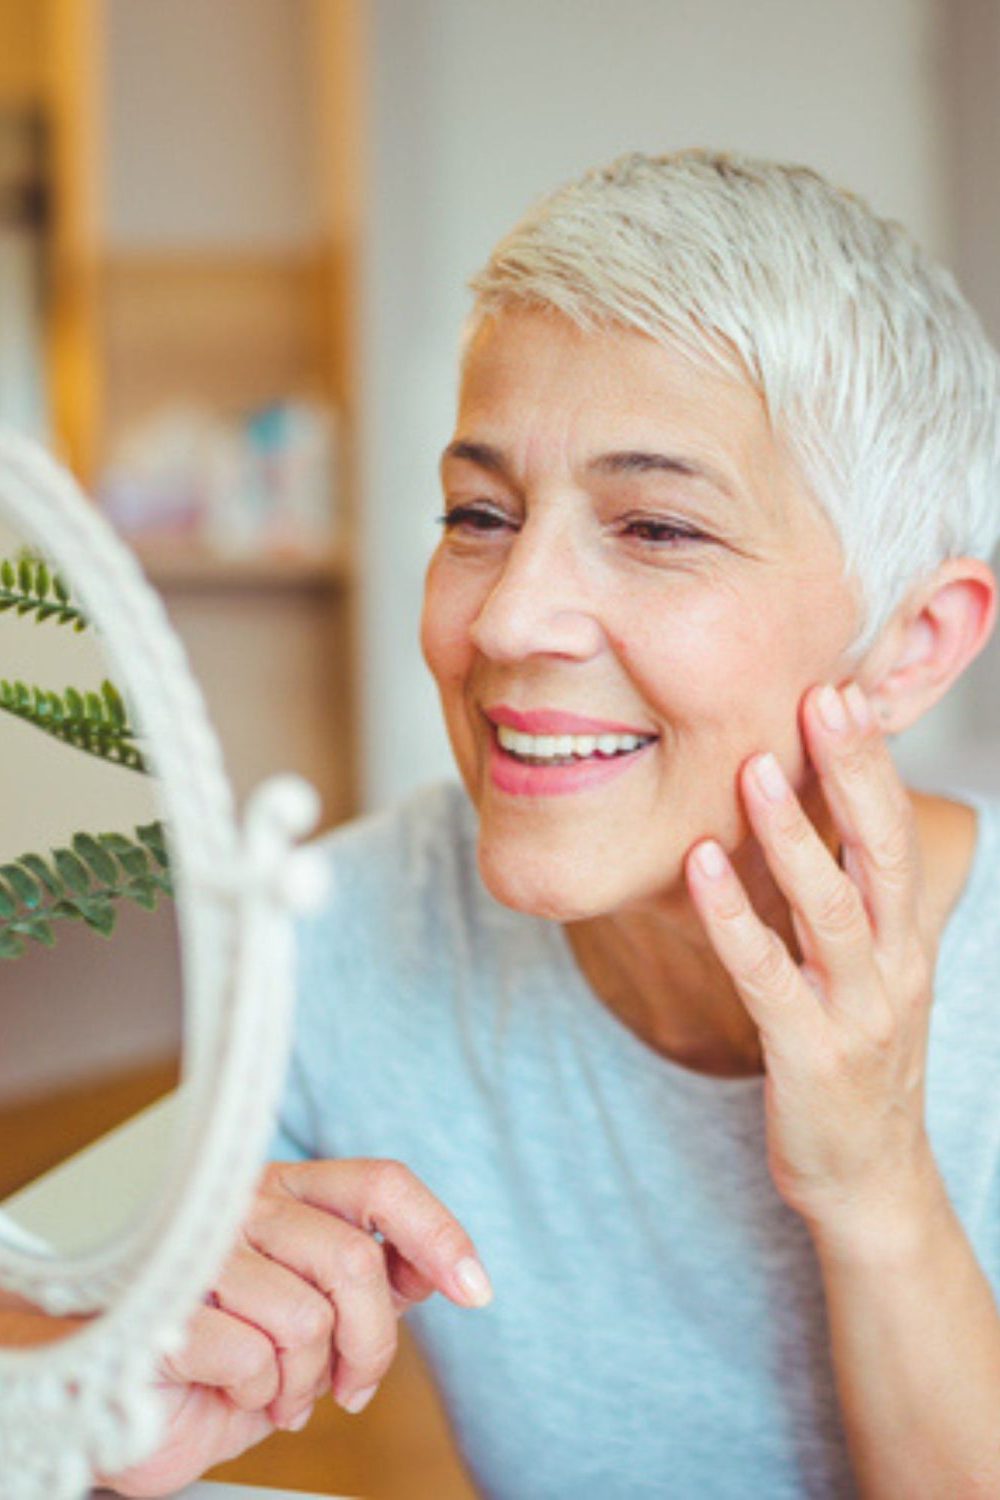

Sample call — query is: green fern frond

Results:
[0,551,89,631]
[0,677,147,772]
[0,822,174,959]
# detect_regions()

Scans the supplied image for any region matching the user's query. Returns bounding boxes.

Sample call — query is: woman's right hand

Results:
[104,1157,493,1497]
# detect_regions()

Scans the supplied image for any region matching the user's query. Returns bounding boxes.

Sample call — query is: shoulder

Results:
[912,791,985,942]
[921,787,1000,965]
[312,779,476,890]
[294,780,510,996]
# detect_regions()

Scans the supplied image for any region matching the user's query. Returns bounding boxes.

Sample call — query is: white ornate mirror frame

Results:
[0,430,329,1497]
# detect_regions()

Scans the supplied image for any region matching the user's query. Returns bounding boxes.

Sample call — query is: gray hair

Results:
[467,149,1000,659]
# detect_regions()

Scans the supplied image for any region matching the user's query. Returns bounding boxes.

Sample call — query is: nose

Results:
[468,515,605,663]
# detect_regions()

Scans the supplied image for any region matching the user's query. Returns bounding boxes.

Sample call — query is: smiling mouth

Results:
[494,724,658,766]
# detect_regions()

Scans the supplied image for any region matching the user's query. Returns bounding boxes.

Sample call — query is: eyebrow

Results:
[441,440,736,500]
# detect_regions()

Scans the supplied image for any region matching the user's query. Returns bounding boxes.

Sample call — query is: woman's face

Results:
[421,309,864,921]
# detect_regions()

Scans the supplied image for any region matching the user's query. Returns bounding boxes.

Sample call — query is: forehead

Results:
[453,310,807,524]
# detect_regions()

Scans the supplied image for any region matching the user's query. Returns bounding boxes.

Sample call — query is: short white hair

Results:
[467,149,1000,659]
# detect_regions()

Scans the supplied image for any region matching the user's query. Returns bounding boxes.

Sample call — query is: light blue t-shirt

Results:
[275,781,1000,1500]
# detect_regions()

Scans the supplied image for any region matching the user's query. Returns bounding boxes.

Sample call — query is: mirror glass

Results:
[0,512,182,1261]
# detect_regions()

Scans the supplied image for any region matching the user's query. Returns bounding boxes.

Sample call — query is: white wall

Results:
[359,0,986,807]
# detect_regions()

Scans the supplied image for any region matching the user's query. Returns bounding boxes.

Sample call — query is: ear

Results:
[858,559,998,735]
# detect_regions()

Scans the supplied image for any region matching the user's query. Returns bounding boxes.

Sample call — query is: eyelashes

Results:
[436,504,511,534]
[616,516,707,545]
[437,503,709,549]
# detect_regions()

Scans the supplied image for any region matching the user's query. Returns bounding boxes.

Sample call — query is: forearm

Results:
[813,1173,1000,1499]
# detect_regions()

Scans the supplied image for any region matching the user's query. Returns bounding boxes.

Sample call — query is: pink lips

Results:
[484,703,656,798]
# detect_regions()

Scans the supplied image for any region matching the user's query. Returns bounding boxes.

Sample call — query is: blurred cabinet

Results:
[14,0,364,826]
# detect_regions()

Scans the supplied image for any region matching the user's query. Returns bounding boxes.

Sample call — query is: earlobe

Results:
[865,564,997,735]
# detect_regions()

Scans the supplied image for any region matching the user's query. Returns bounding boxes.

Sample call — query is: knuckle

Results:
[283,1291,334,1348]
[357,1330,398,1378]
[810,1024,860,1080]
[362,1158,414,1209]
[234,1331,275,1387]
[866,1011,895,1052]
[781,809,813,850]
[245,1185,284,1235]
[837,744,868,783]
[744,934,789,993]
[340,1233,385,1287]
[822,1038,854,1083]
[815,878,863,936]
[869,822,912,880]
[423,1215,472,1268]
[254,1161,294,1209]
[257,1161,285,1193]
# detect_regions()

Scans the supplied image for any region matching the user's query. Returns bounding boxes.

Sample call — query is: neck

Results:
[565,776,839,1078]
[566,784,976,1078]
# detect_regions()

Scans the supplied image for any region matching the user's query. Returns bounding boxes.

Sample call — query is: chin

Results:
[476,836,627,922]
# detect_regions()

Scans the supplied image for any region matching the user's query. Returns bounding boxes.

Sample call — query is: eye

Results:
[437,503,517,535]
[618,514,706,545]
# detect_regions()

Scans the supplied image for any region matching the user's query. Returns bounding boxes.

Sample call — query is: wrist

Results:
[804,1152,954,1273]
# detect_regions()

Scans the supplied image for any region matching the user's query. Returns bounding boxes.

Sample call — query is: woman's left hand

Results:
[686,680,943,1251]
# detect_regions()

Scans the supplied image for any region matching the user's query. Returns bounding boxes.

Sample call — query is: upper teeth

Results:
[496,726,651,760]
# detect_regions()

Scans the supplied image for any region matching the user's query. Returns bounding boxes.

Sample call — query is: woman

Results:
[113,151,1000,1498]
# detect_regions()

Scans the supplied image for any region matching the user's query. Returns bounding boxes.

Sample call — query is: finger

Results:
[244,1195,400,1409]
[209,1242,335,1427]
[685,838,819,1053]
[801,681,922,961]
[383,1242,438,1308]
[265,1159,493,1310]
[105,1384,276,1498]
[740,747,874,997]
[161,1303,279,1413]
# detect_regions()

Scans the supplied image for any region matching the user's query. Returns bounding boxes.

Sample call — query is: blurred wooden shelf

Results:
[35,0,365,819]
[132,541,352,592]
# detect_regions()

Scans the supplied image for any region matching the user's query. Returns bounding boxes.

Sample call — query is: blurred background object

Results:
[4,1,1000,1496]
[1,0,359,825]
[0,109,48,442]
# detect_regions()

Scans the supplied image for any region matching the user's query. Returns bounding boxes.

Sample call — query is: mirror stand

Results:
[0,433,329,1497]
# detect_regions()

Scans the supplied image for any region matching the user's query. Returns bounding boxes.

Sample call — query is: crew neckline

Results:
[547,920,765,1098]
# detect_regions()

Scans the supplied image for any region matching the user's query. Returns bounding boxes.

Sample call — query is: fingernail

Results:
[694,840,727,879]
[285,1406,313,1431]
[752,752,788,802]
[817,683,849,733]
[456,1256,494,1307]
[342,1383,378,1415]
[843,682,872,730]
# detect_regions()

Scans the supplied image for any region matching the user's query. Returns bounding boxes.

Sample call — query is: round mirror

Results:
[0,431,326,1498]
[0,515,183,1258]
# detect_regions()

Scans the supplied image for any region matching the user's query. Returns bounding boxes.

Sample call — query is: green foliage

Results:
[0,822,174,959]
[0,552,89,631]
[0,676,146,772]
[1,546,175,960]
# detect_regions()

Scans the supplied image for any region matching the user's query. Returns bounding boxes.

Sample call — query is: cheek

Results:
[420,557,476,685]
[615,586,817,796]
[613,584,764,720]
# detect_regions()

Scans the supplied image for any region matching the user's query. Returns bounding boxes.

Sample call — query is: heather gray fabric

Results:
[274,781,1000,1500]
